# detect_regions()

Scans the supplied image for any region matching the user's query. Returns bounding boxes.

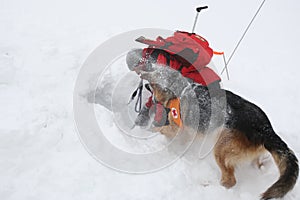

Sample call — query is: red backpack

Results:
[136,31,214,69]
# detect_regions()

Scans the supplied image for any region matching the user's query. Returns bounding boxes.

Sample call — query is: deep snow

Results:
[1,0,300,199]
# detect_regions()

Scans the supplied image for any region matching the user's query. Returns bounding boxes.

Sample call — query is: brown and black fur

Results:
[141,69,299,200]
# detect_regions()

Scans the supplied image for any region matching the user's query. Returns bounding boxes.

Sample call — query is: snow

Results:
[1,0,300,199]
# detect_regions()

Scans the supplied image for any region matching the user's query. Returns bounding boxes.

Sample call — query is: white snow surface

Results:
[1,0,300,199]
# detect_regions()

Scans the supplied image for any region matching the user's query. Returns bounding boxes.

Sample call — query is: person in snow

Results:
[126,31,221,127]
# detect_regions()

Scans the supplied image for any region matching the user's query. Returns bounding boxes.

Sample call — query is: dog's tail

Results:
[261,132,299,200]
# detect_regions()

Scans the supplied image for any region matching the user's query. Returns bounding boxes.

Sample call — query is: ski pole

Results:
[220,0,267,74]
[192,6,208,33]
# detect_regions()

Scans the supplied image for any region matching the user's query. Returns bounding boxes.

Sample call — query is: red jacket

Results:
[142,48,221,86]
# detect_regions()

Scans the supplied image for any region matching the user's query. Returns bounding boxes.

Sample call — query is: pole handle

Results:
[192,6,208,33]
[196,6,208,12]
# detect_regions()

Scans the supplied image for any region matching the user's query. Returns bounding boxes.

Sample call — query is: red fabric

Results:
[156,54,167,65]
[182,67,221,86]
[145,96,153,108]
[148,101,165,124]
[154,103,164,123]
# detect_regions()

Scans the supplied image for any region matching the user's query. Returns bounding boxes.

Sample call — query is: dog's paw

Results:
[221,177,236,188]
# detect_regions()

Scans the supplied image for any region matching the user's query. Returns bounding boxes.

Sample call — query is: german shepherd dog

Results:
[139,67,298,200]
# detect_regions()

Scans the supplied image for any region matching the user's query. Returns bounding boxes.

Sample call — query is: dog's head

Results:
[147,83,176,104]
[140,66,190,103]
